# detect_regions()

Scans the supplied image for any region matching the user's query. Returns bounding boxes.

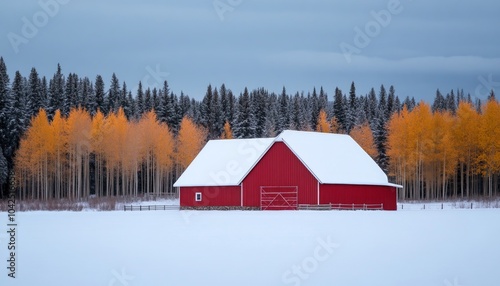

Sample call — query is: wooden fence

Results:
[298,203,383,211]
[123,205,179,211]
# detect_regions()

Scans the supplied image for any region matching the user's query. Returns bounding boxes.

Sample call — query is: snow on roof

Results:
[275,130,397,186]
[173,138,274,187]
[174,130,401,188]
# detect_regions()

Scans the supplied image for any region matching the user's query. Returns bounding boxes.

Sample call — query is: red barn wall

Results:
[180,186,241,207]
[242,142,318,207]
[319,184,397,210]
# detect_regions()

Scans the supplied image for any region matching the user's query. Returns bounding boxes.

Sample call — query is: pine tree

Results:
[144,88,152,112]
[432,89,446,113]
[276,86,290,133]
[64,73,78,116]
[200,84,213,128]
[367,88,378,125]
[158,81,175,127]
[6,71,28,158]
[233,87,255,138]
[28,67,43,116]
[210,87,223,139]
[120,82,131,119]
[386,85,395,120]
[94,75,105,114]
[333,87,346,131]
[252,88,267,137]
[346,82,357,133]
[445,90,456,114]
[0,57,11,158]
[48,64,65,118]
[136,82,144,117]
[309,87,319,130]
[108,73,120,113]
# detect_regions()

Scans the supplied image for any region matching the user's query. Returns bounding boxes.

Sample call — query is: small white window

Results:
[195,192,202,202]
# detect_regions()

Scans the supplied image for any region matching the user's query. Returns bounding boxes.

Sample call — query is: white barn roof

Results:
[173,138,274,187]
[173,130,401,188]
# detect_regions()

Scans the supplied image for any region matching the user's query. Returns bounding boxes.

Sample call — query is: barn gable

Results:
[173,138,274,187]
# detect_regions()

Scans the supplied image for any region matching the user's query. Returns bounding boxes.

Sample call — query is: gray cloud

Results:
[1,0,498,101]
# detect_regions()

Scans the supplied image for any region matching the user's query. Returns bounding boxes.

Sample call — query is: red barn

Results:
[174,130,401,210]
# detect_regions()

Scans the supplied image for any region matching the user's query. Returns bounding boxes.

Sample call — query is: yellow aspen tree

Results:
[330,117,341,134]
[350,122,377,159]
[90,110,106,197]
[453,102,480,197]
[177,116,207,171]
[387,106,411,199]
[50,110,67,200]
[316,110,331,133]
[221,121,233,139]
[478,99,500,196]
[66,108,92,200]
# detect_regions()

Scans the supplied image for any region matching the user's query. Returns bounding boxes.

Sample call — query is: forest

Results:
[0,57,499,201]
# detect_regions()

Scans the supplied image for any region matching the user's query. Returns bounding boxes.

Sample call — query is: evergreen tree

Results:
[86,81,98,116]
[367,88,378,125]
[373,110,388,173]
[121,82,132,119]
[94,75,105,113]
[251,88,267,137]
[28,67,43,116]
[220,84,230,123]
[152,88,160,112]
[309,87,319,130]
[387,85,395,120]
[233,87,255,138]
[144,88,152,112]
[487,89,496,101]
[318,87,328,111]
[136,82,145,117]
[179,92,191,119]
[346,82,357,133]
[210,87,224,139]
[200,84,213,130]
[446,90,456,114]
[276,86,290,133]
[0,57,11,154]
[378,85,387,118]
[158,81,175,126]
[333,87,346,131]
[6,71,28,158]
[170,92,181,133]
[64,73,78,116]
[48,64,65,118]
[108,73,120,113]
[432,89,446,113]
[127,91,136,119]
[291,93,302,130]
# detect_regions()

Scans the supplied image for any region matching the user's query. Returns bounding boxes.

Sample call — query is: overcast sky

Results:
[1,0,499,102]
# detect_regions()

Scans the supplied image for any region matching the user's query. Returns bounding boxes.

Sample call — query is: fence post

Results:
[140,205,142,211]
[471,202,473,209]
[441,203,443,209]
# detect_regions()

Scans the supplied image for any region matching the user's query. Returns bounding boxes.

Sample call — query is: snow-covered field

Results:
[1,207,499,286]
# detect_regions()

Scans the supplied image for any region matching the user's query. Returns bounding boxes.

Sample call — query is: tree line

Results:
[0,57,498,200]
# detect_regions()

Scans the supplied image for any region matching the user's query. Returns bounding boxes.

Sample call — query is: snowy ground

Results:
[0,207,499,286]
